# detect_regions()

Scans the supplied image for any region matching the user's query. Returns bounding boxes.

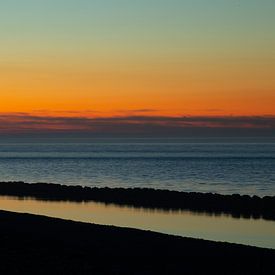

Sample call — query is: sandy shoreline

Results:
[1,182,275,273]
[0,210,274,274]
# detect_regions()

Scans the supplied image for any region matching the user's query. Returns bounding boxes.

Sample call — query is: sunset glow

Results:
[1,0,275,135]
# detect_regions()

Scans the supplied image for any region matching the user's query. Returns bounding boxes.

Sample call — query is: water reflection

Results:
[1,195,275,249]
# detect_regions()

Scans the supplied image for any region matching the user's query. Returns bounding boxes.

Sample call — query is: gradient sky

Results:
[1,1,275,135]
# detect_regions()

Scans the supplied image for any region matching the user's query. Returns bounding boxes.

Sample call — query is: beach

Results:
[1,210,275,274]
[0,181,275,274]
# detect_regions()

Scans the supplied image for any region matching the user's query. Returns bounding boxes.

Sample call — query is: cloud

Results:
[122,109,157,113]
[0,113,275,137]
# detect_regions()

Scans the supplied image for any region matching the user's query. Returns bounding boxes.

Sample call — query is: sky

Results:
[1,0,275,136]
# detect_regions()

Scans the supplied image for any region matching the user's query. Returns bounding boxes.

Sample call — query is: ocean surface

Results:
[0,138,275,196]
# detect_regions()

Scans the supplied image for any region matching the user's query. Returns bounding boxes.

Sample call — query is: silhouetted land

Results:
[0,210,274,274]
[0,181,274,220]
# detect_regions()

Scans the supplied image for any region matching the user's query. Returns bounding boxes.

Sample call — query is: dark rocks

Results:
[0,181,274,220]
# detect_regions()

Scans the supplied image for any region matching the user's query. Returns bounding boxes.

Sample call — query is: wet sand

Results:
[0,210,274,274]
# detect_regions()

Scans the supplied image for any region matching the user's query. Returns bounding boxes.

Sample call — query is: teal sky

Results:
[1,0,275,60]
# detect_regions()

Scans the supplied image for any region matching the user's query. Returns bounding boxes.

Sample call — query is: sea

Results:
[1,137,275,248]
[0,138,274,197]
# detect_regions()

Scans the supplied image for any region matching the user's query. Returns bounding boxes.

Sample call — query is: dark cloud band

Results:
[0,114,275,137]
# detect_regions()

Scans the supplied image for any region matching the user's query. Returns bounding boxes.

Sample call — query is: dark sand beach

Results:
[0,210,275,275]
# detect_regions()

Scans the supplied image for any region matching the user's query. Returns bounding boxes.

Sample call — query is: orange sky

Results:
[1,1,275,136]
[1,55,275,118]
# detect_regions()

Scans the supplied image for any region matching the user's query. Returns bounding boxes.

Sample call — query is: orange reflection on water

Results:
[1,196,275,249]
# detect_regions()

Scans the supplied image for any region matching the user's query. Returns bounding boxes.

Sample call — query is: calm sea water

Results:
[0,139,275,196]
